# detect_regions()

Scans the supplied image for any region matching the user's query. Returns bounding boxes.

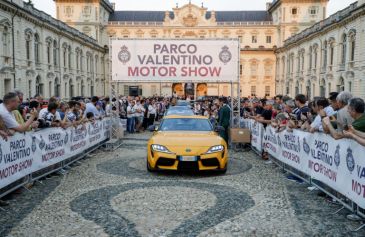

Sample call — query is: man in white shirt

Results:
[127,100,136,133]
[0,92,37,132]
[310,97,335,133]
[134,100,145,132]
[84,96,101,119]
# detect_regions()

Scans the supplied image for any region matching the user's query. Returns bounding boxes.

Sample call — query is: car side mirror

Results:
[148,125,158,132]
[215,125,225,132]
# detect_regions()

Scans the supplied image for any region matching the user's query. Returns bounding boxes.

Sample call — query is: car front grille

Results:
[201,158,220,167]
[156,158,175,166]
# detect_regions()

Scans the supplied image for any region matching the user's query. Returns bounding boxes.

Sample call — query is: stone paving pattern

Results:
[1,133,365,237]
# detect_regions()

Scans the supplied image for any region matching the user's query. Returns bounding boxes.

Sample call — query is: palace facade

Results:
[2,0,363,99]
[276,0,365,99]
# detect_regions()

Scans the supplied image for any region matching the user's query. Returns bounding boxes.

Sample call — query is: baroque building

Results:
[0,0,111,99]
[4,0,358,99]
[276,0,365,99]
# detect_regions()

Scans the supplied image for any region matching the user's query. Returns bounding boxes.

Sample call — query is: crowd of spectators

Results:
[0,90,113,141]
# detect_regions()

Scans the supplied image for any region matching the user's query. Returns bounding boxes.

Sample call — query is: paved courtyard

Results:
[1,133,365,237]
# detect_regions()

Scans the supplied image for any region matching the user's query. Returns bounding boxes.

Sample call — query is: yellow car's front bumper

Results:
[147,147,228,171]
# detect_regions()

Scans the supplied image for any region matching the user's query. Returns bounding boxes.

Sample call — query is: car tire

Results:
[147,159,155,172]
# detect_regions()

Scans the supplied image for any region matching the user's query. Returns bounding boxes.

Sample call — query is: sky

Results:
[32,0,356,17]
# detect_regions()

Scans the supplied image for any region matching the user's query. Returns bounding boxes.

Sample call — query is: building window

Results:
[76,50,80,70]
[25,32,32,61]
[309,46,312,70]
[240,64,243,75]
[63,45,67,68]
[64,6,73,17]
[265,86,270,97]
[82,6,91,17]
[53,40,58,66]
[313,45,318,69]
[323,40,327,68]
[349,32,356,62]
[250,62,258,76]
[2,26,9,57]
[80,50,83,71]
[68,46,72,69]
[46,39,52,64]
[251,86,256,96]
[35,76,43,96]
[34,34,40,64]
[330,42,335,66]
[238,36,243,43]
[266,36,271,44]
[291,8,298,15]
[252,35,257,43]
[309,6,318,15]
[341,34,347,65]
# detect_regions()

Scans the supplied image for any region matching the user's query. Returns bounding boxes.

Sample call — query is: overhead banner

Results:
[0,119,111,190]
[111,39,239,82]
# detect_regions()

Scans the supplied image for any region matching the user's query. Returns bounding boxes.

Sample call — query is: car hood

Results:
[150,131,223,147]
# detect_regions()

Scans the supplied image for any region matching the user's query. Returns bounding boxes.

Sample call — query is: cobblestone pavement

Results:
[1,132,365,237]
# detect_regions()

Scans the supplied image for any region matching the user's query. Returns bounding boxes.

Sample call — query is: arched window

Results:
[80,50,83,71]
[306,80,311,99]
[54,77,60,97]
[320,79,326,97]
[62,43,67,68]
[323,40,328,68]
[75,48,80,70]
[349,31,356,62]
[25,30,32,61]
[68,46,72,69]
[69,79,74,98]
[309,46,313,70]
[46,38,52,64]
[341,34,347,65]
[35,76,43,96]
[81,80,85,96]
[329,40,335,67]
[337,77,345,92]
[2,26,9,57]
[34,34,40,64]
[53,40,58,66]
[313,44,318,69]
[95,55,98,74]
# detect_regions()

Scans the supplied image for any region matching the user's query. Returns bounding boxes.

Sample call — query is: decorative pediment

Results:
[183,14,198,27]
[164,3,216,27]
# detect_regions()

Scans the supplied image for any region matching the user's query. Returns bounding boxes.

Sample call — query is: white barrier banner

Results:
[111,39,239,82]
[261,126,365,209]
[0,119,110,190]
[248,120,263,153]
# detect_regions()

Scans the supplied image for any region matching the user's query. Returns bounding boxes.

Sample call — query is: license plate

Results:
[180,156,197,162]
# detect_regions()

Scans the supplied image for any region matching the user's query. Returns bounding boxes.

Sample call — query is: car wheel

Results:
[147,159,155,172]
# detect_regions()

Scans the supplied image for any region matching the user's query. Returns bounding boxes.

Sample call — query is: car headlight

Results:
[206,145,224,154]
[151,144,173,154]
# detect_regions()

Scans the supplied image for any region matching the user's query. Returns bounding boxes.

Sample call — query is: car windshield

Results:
[166,108,194,116]
[159,118,213,131]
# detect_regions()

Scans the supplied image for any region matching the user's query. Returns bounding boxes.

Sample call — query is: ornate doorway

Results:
[196,83,207,97]
[172,83,184,97]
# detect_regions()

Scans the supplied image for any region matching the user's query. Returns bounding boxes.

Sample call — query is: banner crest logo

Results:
[346,147,355,173]
[334,145,340,168]
[219,46,232,64]
[303,138,310,155]
[118,45,131,64]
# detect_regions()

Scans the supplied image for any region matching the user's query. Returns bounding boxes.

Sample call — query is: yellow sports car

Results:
[147,115,228,173]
